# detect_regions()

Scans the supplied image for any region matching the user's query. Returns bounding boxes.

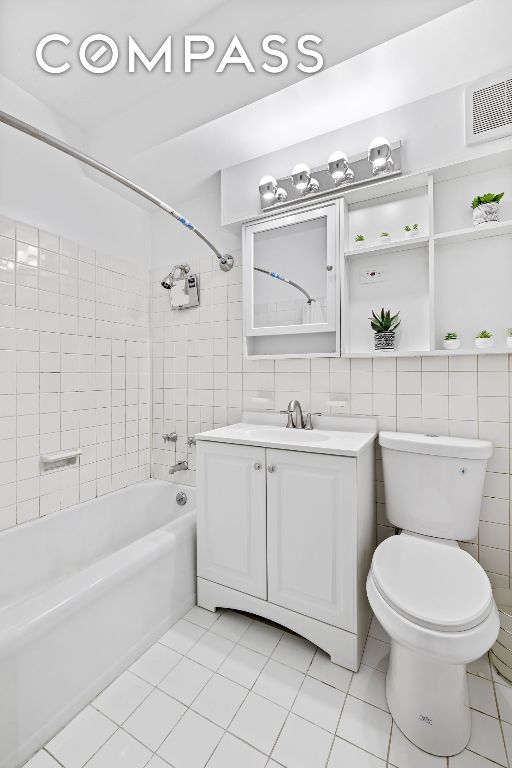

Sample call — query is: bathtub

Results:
[0,479,196,768]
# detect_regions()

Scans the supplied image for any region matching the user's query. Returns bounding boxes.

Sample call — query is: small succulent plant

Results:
[507,328,512,337]
[355,234,365,242]
[404,223,419,232]
[471,192,504,209]
[380,231,390,237]
[445,332,458,340]
[369,307,401,334]
[476,329,493,339]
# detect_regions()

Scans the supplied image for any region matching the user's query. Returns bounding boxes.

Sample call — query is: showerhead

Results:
[161,275,173,290]
[161,264,190,290]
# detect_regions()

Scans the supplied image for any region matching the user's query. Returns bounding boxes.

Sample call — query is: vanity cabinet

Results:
[196,423,375,670]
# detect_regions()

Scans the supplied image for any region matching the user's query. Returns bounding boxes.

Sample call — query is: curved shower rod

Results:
[0,110,234,272]
[254,266,314,304]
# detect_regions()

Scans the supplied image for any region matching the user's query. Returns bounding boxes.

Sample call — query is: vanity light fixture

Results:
[258,175,288,203]
[327,150,354,185]
[368,136,394,176]
[291,163,311,191]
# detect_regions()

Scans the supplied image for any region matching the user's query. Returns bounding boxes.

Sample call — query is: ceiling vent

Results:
[465,70,512,145]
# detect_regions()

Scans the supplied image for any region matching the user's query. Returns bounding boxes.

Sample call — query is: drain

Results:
[176,491,187,507]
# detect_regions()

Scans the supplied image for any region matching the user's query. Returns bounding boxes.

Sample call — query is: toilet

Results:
[367,432,499,757]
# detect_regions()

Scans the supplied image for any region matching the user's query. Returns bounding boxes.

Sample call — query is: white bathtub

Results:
[0,479,196,768]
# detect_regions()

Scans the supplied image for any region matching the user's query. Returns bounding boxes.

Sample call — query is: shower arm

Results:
[254,266,314,304]
[0,110,234,272]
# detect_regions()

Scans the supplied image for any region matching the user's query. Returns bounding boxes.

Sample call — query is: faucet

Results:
[169,460,188,474]
[287,399,305,429]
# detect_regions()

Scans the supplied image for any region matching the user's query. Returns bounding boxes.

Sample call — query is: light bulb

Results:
[327,150,349,180]
[368,137,393,175]
[291,163,311,191]
[258,175,278,201]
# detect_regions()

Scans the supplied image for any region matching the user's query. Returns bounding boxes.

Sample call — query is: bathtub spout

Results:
[169,461,188,474]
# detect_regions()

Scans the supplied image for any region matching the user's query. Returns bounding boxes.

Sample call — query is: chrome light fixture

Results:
[368,136,394,176]
[327,150,354,185]
[291,163,311,192]
[259,175,287,203]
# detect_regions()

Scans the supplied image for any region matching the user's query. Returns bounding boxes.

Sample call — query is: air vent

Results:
[465,70,512,145]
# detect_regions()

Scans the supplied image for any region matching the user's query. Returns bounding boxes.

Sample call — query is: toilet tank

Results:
[379,432,493,540]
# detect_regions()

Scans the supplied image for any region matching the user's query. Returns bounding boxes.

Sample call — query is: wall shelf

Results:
[345,235,429,258]
[434,219,512,246]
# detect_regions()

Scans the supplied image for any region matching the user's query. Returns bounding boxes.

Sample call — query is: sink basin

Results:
[262,429,330,443]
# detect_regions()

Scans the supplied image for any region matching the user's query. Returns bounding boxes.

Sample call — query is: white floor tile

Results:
[271,632,316,673]
[467,710,507,766]
[84,730,151,768]
[93,671,152,724]
[159,657,212,706]
[124,689,186,751]
[492,663,512,688]
[228,692,288,755]
[206,733,267,768]
[46,707,116,768]
[240,619,283,657]
[192,673,248,728]
[144,757,172,768]
[272,713,334,768]
[500,721,512,766]
[210,610,253,642]
[449,749,502,766]
[337,696,392,761]
[184,606,222,630]
[129,643,182,686]
[495,682,512,724]
[307,650,352,692]
[158,710,223,768]
[159,619,206,654]
[218,644,268,688]
[23,752,61,768]
[292,676,345,733]
[328,737,386,767]
[361,637,390,673]
[468,674,498,718]
[186,631,234,671]
[467,655,492,680]
[349,664,388,712]
[369,616,390,644]
[253,659,305,709]
[388,723,445,767]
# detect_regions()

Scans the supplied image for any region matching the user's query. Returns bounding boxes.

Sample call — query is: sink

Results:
[262,429,330,443]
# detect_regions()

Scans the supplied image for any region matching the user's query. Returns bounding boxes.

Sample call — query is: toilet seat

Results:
[371,534,493,632]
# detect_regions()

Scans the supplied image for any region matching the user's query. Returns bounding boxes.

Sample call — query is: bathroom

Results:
[0,0,511,766]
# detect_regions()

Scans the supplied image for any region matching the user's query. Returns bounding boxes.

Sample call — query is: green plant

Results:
[476,330,493,339]
[404,224,419,232]
[507,328,512,337]
[355,234,365,242]
[369,308,401,334]
[380,231,390,237]
[470,192,504,209]
[445,332,458,340]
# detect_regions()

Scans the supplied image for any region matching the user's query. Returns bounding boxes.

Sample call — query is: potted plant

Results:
[379,231,391,243]
[354,234,365,247]
[471,192,504,226]
[507,328,512,349]
[404,223,420,238]
[369,307,401,350]
[443,332,460,350]
[475,330,494,349]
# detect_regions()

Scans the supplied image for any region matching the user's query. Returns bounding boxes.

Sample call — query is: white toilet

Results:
[367,432,499,757]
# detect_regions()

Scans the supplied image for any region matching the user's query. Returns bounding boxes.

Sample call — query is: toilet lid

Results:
[371,535,493,632]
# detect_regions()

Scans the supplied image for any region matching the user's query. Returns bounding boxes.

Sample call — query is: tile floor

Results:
[24,607,512,768]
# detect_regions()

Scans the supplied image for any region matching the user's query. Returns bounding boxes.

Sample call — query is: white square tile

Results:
[292,676,345,733]
[495,682,512,723]
[206,733,267,768]
[184,606,222,629]
[159,619,205,654]
[144,757,171,768]
[272,713,333,768]
[467,655,492,680]
[449,750,502,766]
[468,674,498,717]
[186,631,234,671]
[46,706,116,768]
[210,610,253,642]
[124,689,186,751]
[253,659,305,708]
[388,722,444,766]
[130,642,182,685]
[337,696,391,761]
[361,637,389,672]
[93,670,152,724]
[271,632,316,673]
[158,710,223,768]
[192,673,247,728]
[219,643,268,688]
[328,737,386,767]
[159,657,212,706]
[84,730,151,768]
[228,692,288,754]
[308,650,352,692]
[348,664,388,712]
[239,619,283,656]
[23,752,62,768]
[467,710,507,766]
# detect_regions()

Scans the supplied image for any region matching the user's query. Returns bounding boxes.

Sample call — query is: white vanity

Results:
[196,412,377,670]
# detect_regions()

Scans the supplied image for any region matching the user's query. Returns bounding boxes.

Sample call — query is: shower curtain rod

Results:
[0,110,234,272]
[254,266,314,304]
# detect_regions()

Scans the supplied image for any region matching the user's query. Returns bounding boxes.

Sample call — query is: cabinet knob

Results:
[267,464,276,473]
[254,462,261,470]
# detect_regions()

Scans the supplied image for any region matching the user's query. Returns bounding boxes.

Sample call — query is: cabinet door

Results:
[197,441,267,599]
[266,449,356,629]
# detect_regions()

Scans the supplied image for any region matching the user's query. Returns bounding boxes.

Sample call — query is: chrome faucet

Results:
[287,399,305,429]
[169,461,188,474]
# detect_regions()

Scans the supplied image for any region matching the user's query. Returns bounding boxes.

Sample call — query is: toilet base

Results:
[386,641,470,756]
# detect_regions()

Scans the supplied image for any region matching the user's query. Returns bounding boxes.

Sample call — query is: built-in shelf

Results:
[342,347,512,358]
[345,235,429,258]
[435,219,512,246]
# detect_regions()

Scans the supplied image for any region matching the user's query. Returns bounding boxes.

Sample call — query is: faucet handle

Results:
[280,410,295,428]
[304,412,322,430]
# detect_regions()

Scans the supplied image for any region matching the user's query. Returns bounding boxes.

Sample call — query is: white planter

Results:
[473,202,499,226]
[354,240,365,247]
[475,337,494,349]
[379,236,391,244]
[443,339,461,350]
[404,229,419,238]
[506,336,512,349]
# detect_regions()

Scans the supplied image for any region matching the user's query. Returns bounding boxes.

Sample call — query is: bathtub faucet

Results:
[169,461,188,474]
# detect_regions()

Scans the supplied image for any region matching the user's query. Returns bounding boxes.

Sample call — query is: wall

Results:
[0,213,150,531]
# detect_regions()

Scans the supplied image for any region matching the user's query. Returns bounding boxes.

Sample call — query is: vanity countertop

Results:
[196,412,377,457]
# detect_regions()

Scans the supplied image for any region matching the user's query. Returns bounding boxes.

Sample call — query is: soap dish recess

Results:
[40,449,82,470]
